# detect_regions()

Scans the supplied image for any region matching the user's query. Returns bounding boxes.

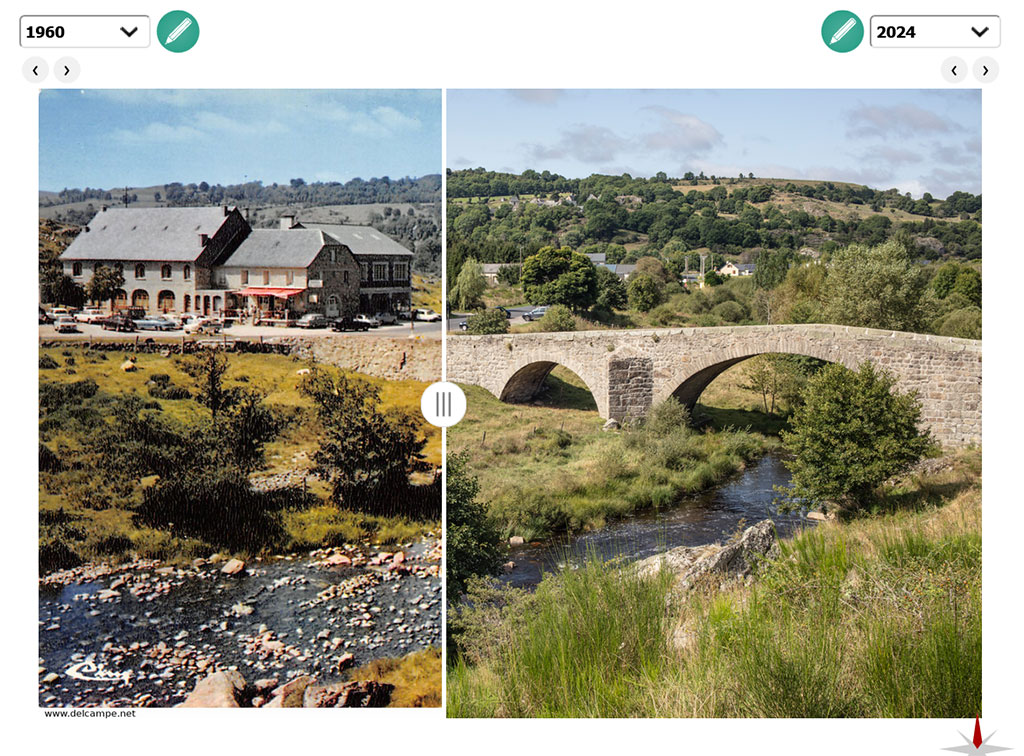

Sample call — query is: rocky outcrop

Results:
[302,681,394,708]
[177,671,393,708]
[635,519,780,592]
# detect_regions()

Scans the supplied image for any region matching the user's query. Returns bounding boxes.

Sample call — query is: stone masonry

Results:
[447,324,982,448]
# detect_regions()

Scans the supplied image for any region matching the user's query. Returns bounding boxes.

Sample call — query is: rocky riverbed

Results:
[38,538,442,708]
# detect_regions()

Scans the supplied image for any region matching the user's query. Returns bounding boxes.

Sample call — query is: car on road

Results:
[98,314,136,332]
[39,308,53,325]
[521,306,549,321]
[48,307,73,320]
[414,308,442,322]
[374,311,398,325]
[75,308,106,324]
[354,314,381,328]
[495,306,512,319]
[331,316,371,332]
[184,317,223,335]
[295,313,329,329]
[396,309,413,321]
[459,308,512,331]
[53,315,79,333]
[133,315,177,331]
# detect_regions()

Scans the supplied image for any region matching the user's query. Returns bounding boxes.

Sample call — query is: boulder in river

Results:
[635,519,780,592]
[509,536,524,546]
[177,670,247,708]
[220,558,245,575]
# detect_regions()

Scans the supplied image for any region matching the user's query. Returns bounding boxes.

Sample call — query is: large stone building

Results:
[58,206,412,319]
[290,218,413,315]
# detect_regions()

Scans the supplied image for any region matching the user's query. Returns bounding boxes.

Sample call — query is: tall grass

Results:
[449,455,982,718]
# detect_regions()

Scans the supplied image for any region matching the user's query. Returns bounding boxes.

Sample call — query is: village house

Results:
[717,261,756,277]
[58,206,411,319]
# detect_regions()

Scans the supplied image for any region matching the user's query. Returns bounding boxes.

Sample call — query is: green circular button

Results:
[158,11,199,53]
[821,11,863,53]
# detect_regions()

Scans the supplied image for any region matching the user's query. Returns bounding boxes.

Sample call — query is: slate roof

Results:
[585,252,607,264]
[296,222,413,257]
[60,207,235,262]
[220,229,335,268]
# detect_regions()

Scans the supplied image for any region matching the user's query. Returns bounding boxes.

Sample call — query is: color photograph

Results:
[38,89,443,708]
[445,89,982,718]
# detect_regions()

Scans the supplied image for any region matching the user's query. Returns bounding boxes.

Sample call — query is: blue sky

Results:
[39,90,441,191]
[447,90,981,198]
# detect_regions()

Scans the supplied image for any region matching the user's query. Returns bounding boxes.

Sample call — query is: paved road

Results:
[40,319,442,341]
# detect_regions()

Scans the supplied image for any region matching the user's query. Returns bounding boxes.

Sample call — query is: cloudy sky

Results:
[39,90,441,191]
[447,90,981,198]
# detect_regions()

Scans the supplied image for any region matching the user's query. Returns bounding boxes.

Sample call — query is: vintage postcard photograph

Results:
[38,89,442,708]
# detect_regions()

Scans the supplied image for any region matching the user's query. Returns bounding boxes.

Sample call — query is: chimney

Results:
[199,233,209,246]
[243,207,250,221]
[280,213,296,230]
[222,205,230,216]
[100,205,108,212]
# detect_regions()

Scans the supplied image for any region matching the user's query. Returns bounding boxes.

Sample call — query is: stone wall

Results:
[448,325,982,448]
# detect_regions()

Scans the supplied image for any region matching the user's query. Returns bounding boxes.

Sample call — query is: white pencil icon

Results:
[830,17,857,45]
[165,17,192,45]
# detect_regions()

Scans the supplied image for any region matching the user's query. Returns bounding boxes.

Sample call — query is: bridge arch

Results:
[497,355,605,415]
[660,343,854,410]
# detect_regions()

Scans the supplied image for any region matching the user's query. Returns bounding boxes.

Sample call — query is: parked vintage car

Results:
[75,308,106,324]
[374,311,398,325]
[521,306,549,322]
[184,317,223,335]
[39,308,53,325]
[295,313,329,329]
[53,315,79,334]
[331,316,371,332]
[133,315,178,331]
[354,314,381,328]
[98,314,136,332]
[414,308,441,322]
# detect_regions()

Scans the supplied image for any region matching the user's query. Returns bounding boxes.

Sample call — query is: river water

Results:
[38,540,441,707]
[498,452,810,589]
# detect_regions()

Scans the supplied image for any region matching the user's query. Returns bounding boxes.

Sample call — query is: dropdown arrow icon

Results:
[971,26,989,37]
[120,26,138,37]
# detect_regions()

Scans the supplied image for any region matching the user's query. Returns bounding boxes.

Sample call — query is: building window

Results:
[394,262,408,280]
[161,264,172,280]
[113,262,123,275]
[343,270,349,284]
[184,294,191,312]
[373,262,388,281]
[135,263,146,279]
[262,270,270,285]
[241,270,249,285]
[360,263,369,283]
[286,270,294,285]
[183,264,191,280]
[72,262,82,277]
[309,293,319,304]
[329,249,337,263]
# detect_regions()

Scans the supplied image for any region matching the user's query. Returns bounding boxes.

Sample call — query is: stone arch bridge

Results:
[447,324,981,448]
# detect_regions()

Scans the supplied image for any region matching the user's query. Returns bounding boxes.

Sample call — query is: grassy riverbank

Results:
[348,647,441,707]
[448,450,981,717]
[39,345,439,570]
[449,370,774,541]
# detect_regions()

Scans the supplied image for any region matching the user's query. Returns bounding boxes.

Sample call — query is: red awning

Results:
[235,287,306,299]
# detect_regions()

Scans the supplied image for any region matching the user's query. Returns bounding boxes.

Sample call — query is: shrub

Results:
[712,300,746,323]
[447,453,505,600]
[539,304,576,332]
[648,304,682,326]
[464,308,510,335]
[933,307,981,340]
[781,362,935,511]
[39,355,58,370]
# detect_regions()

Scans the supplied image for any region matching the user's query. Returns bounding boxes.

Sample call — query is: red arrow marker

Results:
[973,717,983,749]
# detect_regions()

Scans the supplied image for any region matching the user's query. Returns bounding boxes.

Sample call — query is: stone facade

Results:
[448,324,982,449]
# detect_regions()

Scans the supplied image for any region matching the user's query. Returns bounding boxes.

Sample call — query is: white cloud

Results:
[640,107,723,156]
[112,122,205,144]
[846,104,955,138]
[507,89,565,105]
